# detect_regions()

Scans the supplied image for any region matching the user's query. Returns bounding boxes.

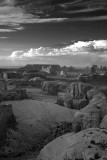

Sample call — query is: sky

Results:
[0,0,107,67]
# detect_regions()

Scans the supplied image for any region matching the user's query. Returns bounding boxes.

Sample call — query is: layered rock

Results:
[57,82,91,110]
[37,128,107,160]
[41,81,68,95]
[57,93,88,110]
[69,82,92,99]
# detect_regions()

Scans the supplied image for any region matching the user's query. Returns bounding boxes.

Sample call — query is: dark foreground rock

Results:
[37,128,107,160]
[0,104,16,147]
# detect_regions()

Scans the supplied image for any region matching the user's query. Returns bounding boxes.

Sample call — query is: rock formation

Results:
[72,88,107,132]
[41,81,68,95]
[69,82,92,99]
[37,128,107,160]
[57,82,92,110]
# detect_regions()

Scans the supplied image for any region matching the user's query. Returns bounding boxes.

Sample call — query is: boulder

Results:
[100,115,107,129]
[69,82,92,99]
[41,81,68,95]
[37,128,107,160]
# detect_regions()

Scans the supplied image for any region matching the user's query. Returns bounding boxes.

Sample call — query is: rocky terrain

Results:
[0,80,107,160]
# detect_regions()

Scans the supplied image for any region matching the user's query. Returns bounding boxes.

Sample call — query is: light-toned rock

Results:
[86,88,106,102]
[72,87,107,132]
[72,103,101,132]
[37,128,107,160]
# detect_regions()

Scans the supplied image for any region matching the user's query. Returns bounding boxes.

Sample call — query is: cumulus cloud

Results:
[10,50,24,59]
[9,40,107,60]
[0,39,105,67]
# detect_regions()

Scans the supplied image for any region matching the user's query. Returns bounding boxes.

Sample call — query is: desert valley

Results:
[0,64,107,160]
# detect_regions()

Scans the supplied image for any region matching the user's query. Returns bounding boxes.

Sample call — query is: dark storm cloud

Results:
[15,0,107,20]
[0,0,107,33]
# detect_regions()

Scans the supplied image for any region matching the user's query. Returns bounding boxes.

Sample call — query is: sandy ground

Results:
[26,87,57,103]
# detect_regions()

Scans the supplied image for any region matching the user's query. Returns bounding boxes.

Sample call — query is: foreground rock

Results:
[37,128,107,160]
[0,100,76,157]
[0,104,16,147]
[72,88,107,132]
[41,81,68,95]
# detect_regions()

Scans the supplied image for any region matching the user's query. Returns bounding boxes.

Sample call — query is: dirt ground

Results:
[26,87,57,103]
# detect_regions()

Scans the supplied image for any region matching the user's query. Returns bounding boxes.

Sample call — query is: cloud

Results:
[0,5,67,32]
[0,0,107,33]
[9,40,107,61]
[0,29,15,32]
[0,39,106,67]
[0,37,8,39]
[10,50,24,59]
